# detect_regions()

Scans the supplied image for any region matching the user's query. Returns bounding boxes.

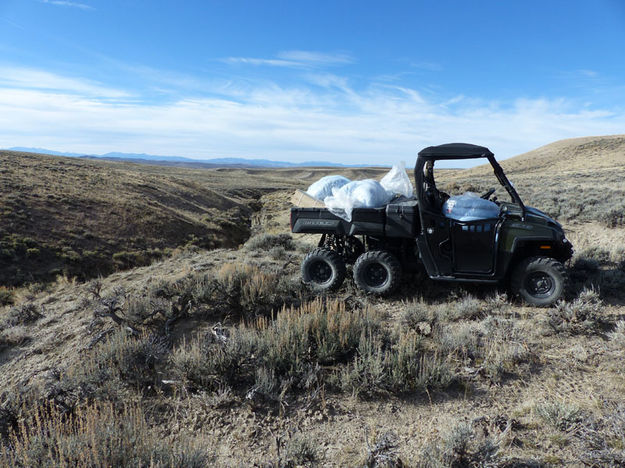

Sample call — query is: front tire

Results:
[301,248,346,292]
[510,256,568,307]
[353,250,402,296]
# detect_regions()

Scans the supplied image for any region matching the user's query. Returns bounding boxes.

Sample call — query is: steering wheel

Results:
[480,188,496,200]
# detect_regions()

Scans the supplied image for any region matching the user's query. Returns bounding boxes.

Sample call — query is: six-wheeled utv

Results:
[290,143,573,306]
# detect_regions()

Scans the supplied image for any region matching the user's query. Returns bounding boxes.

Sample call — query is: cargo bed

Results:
[290,199,419,238]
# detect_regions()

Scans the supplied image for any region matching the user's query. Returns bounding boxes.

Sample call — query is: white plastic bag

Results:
[443,192,500,221]
[306,175,351,201]
[324,179,391,221]
[380,161,414,198]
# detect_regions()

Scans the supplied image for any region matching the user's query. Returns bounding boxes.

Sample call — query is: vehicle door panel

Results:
[419,209,453,276]
[451,219,499,274]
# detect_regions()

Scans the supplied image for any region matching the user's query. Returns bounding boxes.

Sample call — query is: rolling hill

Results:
[0,150,387,286]
[7,147,388,169]
[470,134,625,175]
[0,150,254,286]
[439,134,625,228]
[1,136,625,465]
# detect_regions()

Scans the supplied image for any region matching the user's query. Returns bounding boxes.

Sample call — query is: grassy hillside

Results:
[1,137,624,465]
[0,150,387,287]
[0,151,256,286]
[439,134,625,227]
[492,134,625,174]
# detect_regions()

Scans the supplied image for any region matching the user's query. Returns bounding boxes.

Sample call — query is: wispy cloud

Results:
[578,69,598,78]
[223,57,301,68]
[41,0,93,10]
[277,50,354,65]
[224,50,354,69]
[0,66,623,164]
[409,61,443,72]
[0,66,129,98]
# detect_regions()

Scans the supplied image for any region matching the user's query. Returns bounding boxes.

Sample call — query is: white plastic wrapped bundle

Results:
[306,175,351,201]
[324,179,392,222]
[380,162,414,198]
[443,192,500,221]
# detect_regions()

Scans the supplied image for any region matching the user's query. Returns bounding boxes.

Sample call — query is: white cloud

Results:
[0,66,623,164]
[0,66,129,98]
[276,50,354,65]
[224,50,354,69]
[578,69,598,78]
[409,61,443,72]
[223,57,302,68]
[41,0,93,10]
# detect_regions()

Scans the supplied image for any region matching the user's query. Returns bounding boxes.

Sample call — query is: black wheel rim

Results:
[525,271,555,298]
[309,260,332,284]
[363,263,388,287]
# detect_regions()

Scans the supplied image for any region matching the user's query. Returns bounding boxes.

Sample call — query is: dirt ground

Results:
[2,186,624,465]
[2,135,625,466]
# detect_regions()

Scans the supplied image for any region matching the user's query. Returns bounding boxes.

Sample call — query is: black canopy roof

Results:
[418,143,494,160]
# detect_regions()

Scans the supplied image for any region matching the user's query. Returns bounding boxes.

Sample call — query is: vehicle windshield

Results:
[428,159,517,205]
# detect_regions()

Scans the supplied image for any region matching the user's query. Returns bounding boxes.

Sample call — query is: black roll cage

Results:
[414,145,526,220]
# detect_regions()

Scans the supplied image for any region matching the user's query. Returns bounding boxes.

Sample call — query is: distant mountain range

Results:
[7,147,386,168]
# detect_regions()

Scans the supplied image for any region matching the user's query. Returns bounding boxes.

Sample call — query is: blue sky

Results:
[0,0,624,164]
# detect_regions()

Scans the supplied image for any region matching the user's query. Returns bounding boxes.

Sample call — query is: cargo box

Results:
[291,206,386,236]
[385,200,419,237]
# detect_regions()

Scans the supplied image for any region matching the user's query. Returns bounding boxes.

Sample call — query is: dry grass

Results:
[2,136,625,465]
[438,134,625,228]
[0,401,210,467]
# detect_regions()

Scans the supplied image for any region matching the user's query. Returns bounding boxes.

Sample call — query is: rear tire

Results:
[510,256,568,307]
[301,248,346,292]
[353,250,402,296]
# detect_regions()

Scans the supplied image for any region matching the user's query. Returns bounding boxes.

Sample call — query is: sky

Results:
[0,0,624,165]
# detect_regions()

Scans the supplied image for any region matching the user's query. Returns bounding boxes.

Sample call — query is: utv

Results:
[290,143,574,306]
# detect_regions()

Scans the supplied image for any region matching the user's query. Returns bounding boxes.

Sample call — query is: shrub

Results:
[173,298,463,402]
[172,299,382,398]
[44,330,170,416]
[0,407,17,442]
[0,287,14,306]
[535,400,582,431]
[609,321,625,346]
[0,327,30,350]
[284,434,318,466]
[401,299,436,333]
[191,263,306,321]
[259,299,378,368]
[109,333,169,388]
[573,256,600,273]
[597,269,625,297]
[70,330,169,392]
[437,322,480,359]
[1,303,43,328]
[363,431,402,468]
[548,289,604,335]
[485,293,511,316]
[480,317,532,382]
[0,402,210,467]
[434,316,531,382]
[245,233,296,252]
[269,246,288,260]
[420,422,499,467]
[337,334,386,397]
[170,330,256,391]
[338,331,455,397]
[577,246,612,265]
[599,208,625,228]
[448,296,486,321]
[577,402,625,466]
